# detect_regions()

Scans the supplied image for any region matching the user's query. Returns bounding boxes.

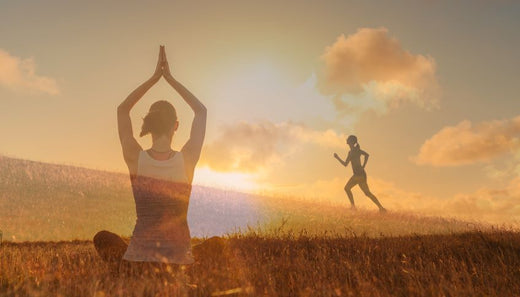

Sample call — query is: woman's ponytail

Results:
[139,101,177,137]
[347,135,359,149]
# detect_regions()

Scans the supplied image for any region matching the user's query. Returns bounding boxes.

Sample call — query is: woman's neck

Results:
[151,135,173,152]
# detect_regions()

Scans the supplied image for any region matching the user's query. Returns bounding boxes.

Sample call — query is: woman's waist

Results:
[134,199,188,216]
[351,169,366,176]
[134,208,189,223]
[133,218,189,235]
[134,197,189,207]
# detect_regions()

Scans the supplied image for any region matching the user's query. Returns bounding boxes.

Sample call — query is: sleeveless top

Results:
[123,150,194,264]
[348,147,366,176]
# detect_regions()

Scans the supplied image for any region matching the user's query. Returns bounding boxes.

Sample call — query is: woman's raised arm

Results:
[117,46,164,173]
[161,48,206,181]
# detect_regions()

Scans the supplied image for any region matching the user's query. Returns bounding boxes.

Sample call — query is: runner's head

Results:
[347,135,359,149]
[140,100,178,138]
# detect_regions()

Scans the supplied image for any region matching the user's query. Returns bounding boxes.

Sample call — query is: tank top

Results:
[348,147,366,176]
[123,150,194,264]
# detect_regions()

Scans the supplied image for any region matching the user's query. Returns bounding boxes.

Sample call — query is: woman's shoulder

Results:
[349,147,360,153]
[139,149,183,162]
[349,147,362,156]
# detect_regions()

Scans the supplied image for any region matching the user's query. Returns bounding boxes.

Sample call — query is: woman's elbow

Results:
[117,104,130,115]
[196,104,207,116]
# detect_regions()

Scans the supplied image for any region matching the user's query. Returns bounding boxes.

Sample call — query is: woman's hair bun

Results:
[140,100,177,137]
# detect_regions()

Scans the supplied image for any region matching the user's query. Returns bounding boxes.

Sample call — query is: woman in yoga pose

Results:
[334,135,386,212]
[93,46,219,273]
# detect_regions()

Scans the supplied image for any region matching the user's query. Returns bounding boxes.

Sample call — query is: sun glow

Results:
[193,166,260,192]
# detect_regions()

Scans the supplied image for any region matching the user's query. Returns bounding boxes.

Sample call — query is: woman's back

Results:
[111,46,206,265]
[123,150,194,264]
[137,150,188,182]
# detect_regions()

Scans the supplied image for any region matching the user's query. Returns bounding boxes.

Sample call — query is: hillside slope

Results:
[0,156,482,241]
[0,156,263,241]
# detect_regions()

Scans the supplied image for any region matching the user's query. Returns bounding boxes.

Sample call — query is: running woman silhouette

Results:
[334,135,386,212]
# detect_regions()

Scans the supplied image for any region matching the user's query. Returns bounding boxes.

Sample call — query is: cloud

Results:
[0,49,60,95]
[413,115,520,167]
[201,121,346,172]
[317,27,439,114]
[444,177,520,225]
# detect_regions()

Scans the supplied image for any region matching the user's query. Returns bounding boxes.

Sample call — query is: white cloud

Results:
[317,27,440,115]
[201,121,346,172]
[413,115,520,167]
[0,49,60,95]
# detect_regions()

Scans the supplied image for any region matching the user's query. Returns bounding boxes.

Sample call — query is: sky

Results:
[1,0,520,224]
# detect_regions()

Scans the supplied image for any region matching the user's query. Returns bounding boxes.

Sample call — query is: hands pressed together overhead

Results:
[152,45,174,81]
[119,44,206,180]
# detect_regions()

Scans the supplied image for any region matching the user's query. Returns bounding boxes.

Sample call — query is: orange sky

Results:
[1,1,520,224]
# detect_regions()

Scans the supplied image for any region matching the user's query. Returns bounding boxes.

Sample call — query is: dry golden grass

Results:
[1,156,519,296]
[2,229,520,297]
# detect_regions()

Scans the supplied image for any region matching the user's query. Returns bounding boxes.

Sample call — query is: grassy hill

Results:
[0,155,486,242]
[1,155,518,296]
[0,155,263,241]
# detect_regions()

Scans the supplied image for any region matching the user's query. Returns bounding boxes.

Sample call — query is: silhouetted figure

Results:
[93,46,223,273]
[334,135,386,212]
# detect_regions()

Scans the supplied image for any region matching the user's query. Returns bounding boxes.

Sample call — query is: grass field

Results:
[0,155,488,242]
[2,156,519,296]
[2,229,520,297]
